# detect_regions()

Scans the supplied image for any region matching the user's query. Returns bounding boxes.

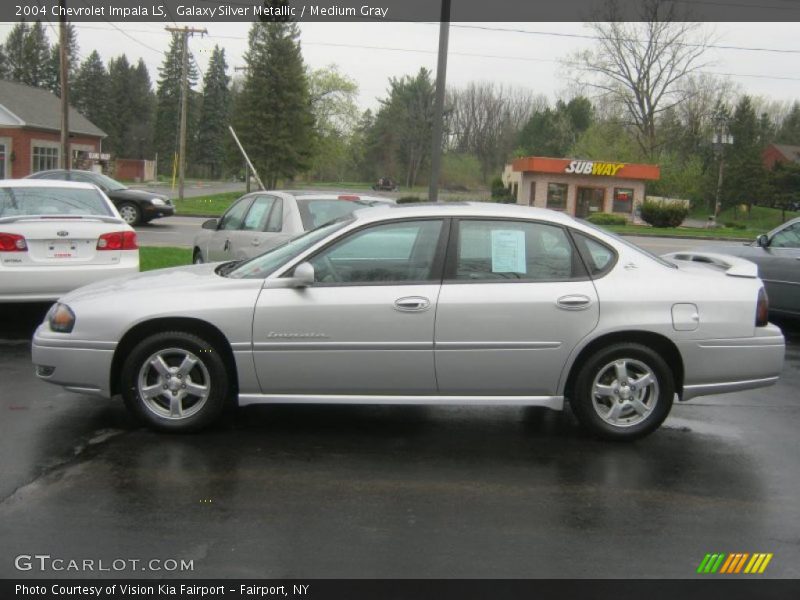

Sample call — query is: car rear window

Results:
[296,198,374,229]
[0,186,112,217]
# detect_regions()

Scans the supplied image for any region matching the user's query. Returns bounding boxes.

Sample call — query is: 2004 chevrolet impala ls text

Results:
[31,203,785,440]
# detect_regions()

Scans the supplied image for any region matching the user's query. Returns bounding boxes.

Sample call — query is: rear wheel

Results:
[570,343,674,441]
[118,202,141,225]
[121,331,229,432]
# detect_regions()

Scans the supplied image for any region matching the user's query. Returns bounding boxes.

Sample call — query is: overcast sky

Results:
[2,20,799,111]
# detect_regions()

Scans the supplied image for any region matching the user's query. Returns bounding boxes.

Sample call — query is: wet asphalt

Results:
[0,305,798,579]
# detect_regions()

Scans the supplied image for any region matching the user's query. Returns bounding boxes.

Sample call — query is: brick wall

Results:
[0,127,102,178]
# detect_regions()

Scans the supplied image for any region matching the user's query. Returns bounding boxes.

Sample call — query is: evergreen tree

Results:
[777,102,800,145]
[196,46,231,178]
[105,55,134,157]
[0,45,8,79]
[4,22,30,82]
[128,59,156,159]
[22,21,51,88]
[723,96,767,211]
[45,23,79,95]
[235,21,315,188]
[72,51,109,129]
[154,33,198,175]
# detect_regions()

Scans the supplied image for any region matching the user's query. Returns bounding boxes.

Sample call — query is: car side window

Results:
[771,223,800,248]
[266,198,283,232]
[452,219,582,281]
[572,231,618,277]
[241,196,276,232]
[219,197,253,231]
[309,219,443,284]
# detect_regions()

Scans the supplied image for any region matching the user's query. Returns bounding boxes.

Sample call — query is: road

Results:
[137,215,744,255]
[0,304,798,578]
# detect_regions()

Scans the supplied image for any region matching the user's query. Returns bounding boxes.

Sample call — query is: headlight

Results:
[47,303,75,333]
[150,197,167,206]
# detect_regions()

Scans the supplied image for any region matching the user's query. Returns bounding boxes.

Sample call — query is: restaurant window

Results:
[31,145,59,172]
[546,183,568,210]
[613,187,634,213]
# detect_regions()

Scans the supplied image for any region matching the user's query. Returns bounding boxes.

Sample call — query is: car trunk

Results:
[0,217,125,267]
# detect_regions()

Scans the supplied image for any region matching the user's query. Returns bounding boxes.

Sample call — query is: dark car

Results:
[695,216,800,318]
[26,169,174,225]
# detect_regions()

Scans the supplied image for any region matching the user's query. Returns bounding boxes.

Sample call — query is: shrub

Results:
[490,176,515,203]
[723,221,747,230]
[587,213,628,226]
[640,200,689,228]
[396,196,425,204]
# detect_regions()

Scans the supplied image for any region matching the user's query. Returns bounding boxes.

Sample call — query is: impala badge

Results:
[57,231,69,237]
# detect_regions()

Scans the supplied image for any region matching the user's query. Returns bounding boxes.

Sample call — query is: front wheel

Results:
[570,343,674,441]
[118,202,141,225]
[120,331,230,432]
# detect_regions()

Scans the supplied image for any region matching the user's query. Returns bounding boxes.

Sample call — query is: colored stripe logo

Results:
[697,553,773,574]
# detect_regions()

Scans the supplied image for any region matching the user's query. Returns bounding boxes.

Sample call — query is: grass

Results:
[139,246,192,272]
[173,191,244,217]
[689,204,800,232]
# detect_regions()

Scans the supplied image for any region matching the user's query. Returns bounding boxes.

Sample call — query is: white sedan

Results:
[0,179,139,302]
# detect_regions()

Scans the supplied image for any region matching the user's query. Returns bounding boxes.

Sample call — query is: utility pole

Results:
[428,0,451,203]
[59,0,70,171]
[165,26,207,202]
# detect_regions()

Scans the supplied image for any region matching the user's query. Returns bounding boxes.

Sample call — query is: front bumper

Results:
[142,203,175,220]
[678,324,785,401]
[32,325,116,398]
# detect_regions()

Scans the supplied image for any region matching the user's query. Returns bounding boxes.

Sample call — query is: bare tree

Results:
[568,0,711,159]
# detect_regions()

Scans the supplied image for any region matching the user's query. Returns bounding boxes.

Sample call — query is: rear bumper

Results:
[31,326,115,398]
[678,324,785,401]
[0,261,138,303]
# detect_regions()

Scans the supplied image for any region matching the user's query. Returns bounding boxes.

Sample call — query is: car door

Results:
[251,218,447,395]
[434,218,599,396]
[206,196,254,262]
[228,195,290,259]
[744,221,800,314]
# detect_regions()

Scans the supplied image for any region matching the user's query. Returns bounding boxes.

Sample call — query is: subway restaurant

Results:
[502,156,660,219]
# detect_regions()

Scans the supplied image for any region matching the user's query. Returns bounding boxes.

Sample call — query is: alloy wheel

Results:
[137,348,211,420]
[591,358,659,428]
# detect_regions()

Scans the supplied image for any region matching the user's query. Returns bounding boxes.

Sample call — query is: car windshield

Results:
[296,198,376,229]
[89,173,127,191]
[579,221,677,268]
[226,219,352,279]
[0,186,113,217]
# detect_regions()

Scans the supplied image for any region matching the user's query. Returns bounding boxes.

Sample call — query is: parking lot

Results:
[0,293,798,578]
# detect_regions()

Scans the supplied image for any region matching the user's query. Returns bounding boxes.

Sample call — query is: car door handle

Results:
[394,296,431,312]
[251,238,261,246]
[556,294,592,310]
[223,239,231,251]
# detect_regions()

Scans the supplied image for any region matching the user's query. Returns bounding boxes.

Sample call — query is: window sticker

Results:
[491,229,526,273]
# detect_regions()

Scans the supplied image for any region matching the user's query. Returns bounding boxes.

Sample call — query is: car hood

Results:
[60,262,229,303]
[107,188,170,202]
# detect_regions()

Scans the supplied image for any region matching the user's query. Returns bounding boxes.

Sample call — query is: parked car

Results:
[26,169,174,226]
[0,179,139,302]
[32,203,783,440]
[692,216,800,318]
[192,191,394,264]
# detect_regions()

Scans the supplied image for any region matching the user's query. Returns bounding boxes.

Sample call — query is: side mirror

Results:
[756,234,770,248]
[264,262,315,289]
[202,218,219,230]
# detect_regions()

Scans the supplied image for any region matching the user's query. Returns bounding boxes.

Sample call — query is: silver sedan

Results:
[32,202,784,440]
[191,191,394,263]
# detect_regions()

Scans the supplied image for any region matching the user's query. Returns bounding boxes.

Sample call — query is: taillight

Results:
[0,232,27,252]
[97,231,138,251]
[756,287,769,327]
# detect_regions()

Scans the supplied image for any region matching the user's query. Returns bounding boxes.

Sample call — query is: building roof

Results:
[768,143,800,164]
[0,80,106,138]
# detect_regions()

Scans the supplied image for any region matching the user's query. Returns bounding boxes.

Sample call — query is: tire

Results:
[570,343,674,441]
[193,249,204,264]
[121,331,230,432]
[118,202,141,226]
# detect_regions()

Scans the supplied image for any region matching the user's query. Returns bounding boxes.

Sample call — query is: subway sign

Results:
[565,160,625,176]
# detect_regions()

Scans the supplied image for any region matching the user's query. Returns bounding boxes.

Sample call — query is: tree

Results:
[518,96,594,159]
[22,21,51,88]
[72,51,109,130]
[154,33,198,176]
[777,102,800,145]
[196,46,231,178]
[45,22,79,95]
[0,44,8,79]
[723,96,768,211]
[3,22,31,82]
[235,20,315,188]
[104,55,134,157]
[569,0,709,159]
[128,59,156,159]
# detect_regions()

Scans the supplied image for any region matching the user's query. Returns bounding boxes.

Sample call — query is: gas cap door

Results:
[672,303,699,331]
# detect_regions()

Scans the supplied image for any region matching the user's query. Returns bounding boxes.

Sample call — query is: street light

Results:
[711,115,734,218]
